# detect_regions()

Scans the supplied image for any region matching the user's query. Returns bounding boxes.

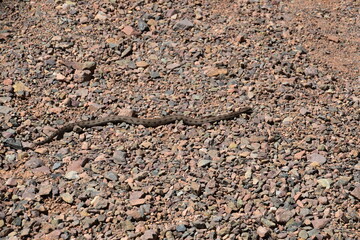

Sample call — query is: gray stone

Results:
[138,19,149,32]
[198,159,212,167]
[174,19,194,30]
[176,224,187,232]
[25,157,44,169]
[104,171,118,181]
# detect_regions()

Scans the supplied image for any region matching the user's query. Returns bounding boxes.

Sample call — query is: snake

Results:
[34,107,252,146]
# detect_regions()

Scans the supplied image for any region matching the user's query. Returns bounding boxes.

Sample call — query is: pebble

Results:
[173,19,194,30]
[25,157,44,169]
[198,159,212,167]
[104,171,118,181]
[64,171,80,180]
[61,193,74,204]
[308,152,327,164]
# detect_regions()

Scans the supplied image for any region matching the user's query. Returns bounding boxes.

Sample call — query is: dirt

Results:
[0,0,359,239]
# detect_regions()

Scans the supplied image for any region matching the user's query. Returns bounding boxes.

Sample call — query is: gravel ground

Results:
[0,0,359,239]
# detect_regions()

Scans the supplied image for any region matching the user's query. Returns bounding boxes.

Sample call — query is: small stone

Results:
[304,67,318,76]
[317,179,332,189]
[150,71,160,79]
[318,196,328,204]
[308,229,320,237]
[67,159,88,172]
[173,19,194,30]
[129,191,144,200]
[228,142,238,149]
[217,226,231,236]
[38,182,52,196]
[249,136,266,143]
[294,150,305,160]
[121,46,132,58]
[5,178,18,187]
[74,69,93,82]
[13,81,30,95]
[300,108,310,115]
[44,58,56,66]
[282,117,293,125]
[198,159,212,167]
[88,103,104,112]
[104,171,118,181]
[61,193,74,204]
[25,157,44,169]
[205,68,228,77]
[275,208,295,224]
[32,166,51,174]
[298,230,308,239]
[235,34,246,43]
[3,78,12,85]
[327,35,340,43]
[136,61,149,68]
[113,150,127,164]
[91,196,109,209]
[95,11,108,21]
[126,209,143,220]
[79,16,88,24]
[308,152,327,164]
[337,176,352,185]
[257,226,269,238]
[133,171,148,181]
[190,182,201,195]
[142,229,158,240]
[244,168,252,179]
[129,199,146,206]
[166,63,182,70]
[121,222,138,235]
[300,208,311,217]
[106,38,120,49]
[64,171,80,180]
[83,217,98,229]
[22,186,36,200]
[166,9,178,18]
[312,218,330,229]
[0,106,13,114]
[350,186,360,200]
[261,218,276,227]
[122,25,139,36]
[137,19,149,32]
[175,224,187,232]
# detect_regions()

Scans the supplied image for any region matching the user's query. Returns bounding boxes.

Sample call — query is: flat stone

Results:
[129,198,146,206]
[0,106,12,114]
[94,11,108,20]
[275,208,295,224]
[25,157,44,169]
[142,229,158,240]
[257,226,269,238]
[308,152,327,164]
[198,159,212,167]
[205,68,228,77]
[61,193,74,204]
[350,186,360,200]
[173,19,194,30]
[312,218,330,229]
[104,171,118,181]
[317,179,332,189]
[64,171,80,180]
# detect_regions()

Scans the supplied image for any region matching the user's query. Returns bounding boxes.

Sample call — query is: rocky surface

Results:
[0,0,359,239]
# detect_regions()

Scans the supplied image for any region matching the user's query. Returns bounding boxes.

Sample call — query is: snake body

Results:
[35,107,252,146]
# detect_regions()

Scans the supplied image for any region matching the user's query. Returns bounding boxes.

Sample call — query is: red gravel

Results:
[0,0,359,239]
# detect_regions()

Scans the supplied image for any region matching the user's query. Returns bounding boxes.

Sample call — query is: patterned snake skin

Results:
[35,107,252,146]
